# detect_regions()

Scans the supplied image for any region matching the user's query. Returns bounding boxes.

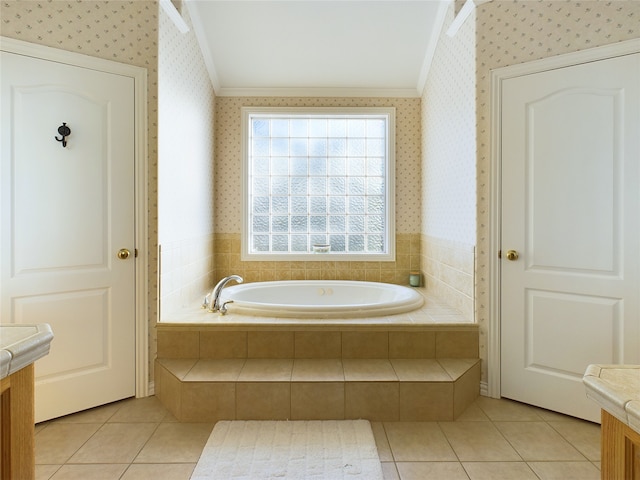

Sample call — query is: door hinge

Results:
[498,250,502,259]
[134,248,138,258]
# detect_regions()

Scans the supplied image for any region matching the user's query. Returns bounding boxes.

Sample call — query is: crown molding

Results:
[215,87,420,98]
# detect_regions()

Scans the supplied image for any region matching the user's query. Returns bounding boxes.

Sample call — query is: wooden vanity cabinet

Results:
[602,409,640,479]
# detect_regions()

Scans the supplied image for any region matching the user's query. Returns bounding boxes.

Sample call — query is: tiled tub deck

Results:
[155,292,480,423]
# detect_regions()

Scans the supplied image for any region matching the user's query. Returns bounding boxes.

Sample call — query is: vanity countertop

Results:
[584,364,640,433]
[0,324,53,379]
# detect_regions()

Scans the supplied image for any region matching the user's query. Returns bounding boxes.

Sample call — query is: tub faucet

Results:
[203,275,243,314]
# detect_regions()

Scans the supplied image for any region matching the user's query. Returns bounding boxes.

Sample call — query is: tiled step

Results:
[155,357,480,422]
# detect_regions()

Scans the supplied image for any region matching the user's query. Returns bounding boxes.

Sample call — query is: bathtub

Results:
[218,280,424,319]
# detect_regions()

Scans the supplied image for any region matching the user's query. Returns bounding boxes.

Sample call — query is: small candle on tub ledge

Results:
[409,271,421,287]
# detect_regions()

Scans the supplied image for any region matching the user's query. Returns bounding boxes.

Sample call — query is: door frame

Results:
[0,36,150,398]
[488,38,640,399]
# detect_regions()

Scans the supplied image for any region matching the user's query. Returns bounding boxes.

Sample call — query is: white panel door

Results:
[501,52,640,422]
[0,51,136,422]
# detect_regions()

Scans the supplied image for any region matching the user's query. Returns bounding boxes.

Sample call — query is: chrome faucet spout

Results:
[207,275,243,314]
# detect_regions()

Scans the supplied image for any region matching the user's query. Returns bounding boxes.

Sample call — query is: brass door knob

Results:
[505,250,519,261]
[117,248,131,260]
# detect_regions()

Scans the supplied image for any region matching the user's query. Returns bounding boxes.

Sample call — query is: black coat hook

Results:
[55,123,71,147]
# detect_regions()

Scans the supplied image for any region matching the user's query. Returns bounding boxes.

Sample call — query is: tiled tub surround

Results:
[212,233,422,286]
[155,291,479,423]
[421,235,475,322]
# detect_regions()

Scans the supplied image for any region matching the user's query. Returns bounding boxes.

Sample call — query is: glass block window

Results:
[241,107,395,261]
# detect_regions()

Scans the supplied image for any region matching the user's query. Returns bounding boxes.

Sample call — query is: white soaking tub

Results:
[218,280,424,319]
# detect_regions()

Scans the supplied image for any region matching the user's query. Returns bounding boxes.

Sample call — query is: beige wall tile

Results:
[399,383,453,421]
[389,331,435,358]
[453,361,480,418]
[247,331,294,358]
[342,332,388,358]
[291,383,345,420]
[236,383,290,420]
[157,331,199,359]
[238,359,293,381]
[294,331,342,358]
[180,383,235,422]
[435,331,478,358]
[345,382,399,421]
[291,359,344,381]
[199,331,247,358]
[154,362,182,420]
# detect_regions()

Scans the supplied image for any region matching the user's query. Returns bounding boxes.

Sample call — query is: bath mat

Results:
[190,420,384,480]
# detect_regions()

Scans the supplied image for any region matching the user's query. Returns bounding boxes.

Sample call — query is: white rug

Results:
[191,420,384,480]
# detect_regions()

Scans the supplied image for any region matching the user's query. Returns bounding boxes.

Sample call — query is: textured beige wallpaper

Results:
[475,0,640,385]
[422,1,476,245]
[214,96,422,235]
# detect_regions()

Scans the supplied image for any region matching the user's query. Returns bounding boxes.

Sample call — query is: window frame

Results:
[241,106,396,261]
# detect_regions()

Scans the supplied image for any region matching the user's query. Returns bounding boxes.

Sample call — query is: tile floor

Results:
[35,395,601,480]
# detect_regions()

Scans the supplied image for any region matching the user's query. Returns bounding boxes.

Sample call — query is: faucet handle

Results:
[219,300,234,315]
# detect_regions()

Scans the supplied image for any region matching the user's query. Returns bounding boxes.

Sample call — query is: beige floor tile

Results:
[390,359,450,381]
[527,461,600,479]
[495,421,586,461]
[383,422,457,461]
[36,464,61,480]
[121,464,196,480]
[156,359,197,380]
[372,422,393,461]
[440,422,521,461]
[381,462,400,480]
[291,359,344,381]
[36,423,102,464]
[52,402,121,424]
[183,359,245,381]
[68,423,158,464]
[462,461,538,479]
[396,462,469,480]
[475,397,544,421]
[547,420,601,461]
[108,396,169,423]
[134,423,213,463]
[455,402,490,421]
[238,359,293,381]
[49,464,128,479]
[438,358,478,380]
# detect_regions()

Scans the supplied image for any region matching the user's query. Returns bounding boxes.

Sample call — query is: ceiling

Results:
[183,0,450,97]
